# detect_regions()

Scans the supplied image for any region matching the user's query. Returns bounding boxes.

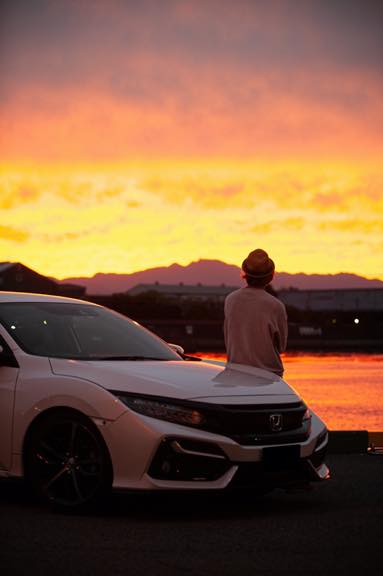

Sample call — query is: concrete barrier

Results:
[368,431,383,452]
[327,431,383,453]
[328,430,369,453]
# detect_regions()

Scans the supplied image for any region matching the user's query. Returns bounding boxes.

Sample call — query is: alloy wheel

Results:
[26,413,112,510]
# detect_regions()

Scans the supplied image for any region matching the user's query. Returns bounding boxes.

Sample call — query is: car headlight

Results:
[303,408,311,421]
[115,394,206,427]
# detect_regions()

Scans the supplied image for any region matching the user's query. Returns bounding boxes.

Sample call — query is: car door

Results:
[0,334,19,473]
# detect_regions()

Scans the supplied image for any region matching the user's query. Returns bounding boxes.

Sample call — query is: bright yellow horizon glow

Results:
[1,158,383,280]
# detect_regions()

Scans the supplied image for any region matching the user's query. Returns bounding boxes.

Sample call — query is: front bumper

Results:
[99,409,330,491]
[147,435,329,489]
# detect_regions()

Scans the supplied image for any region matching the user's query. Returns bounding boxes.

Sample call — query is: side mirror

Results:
[167,343,185,356]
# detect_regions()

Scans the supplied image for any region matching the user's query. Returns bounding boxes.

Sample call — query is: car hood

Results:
[50,358,299,403]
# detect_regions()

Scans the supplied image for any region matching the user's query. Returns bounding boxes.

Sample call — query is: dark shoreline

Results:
[179,340,383,354]
[135,318,383,353]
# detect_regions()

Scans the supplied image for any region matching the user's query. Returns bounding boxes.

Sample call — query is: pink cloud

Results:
[1,68,382,162]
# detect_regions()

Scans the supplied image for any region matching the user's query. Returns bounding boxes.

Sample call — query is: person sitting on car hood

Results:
[224,249,288,376]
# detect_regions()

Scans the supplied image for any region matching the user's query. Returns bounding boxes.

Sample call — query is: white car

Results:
[0,292,329,510]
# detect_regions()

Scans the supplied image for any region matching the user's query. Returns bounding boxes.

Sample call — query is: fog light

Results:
[161,460,172,475]
[148,438,231,481]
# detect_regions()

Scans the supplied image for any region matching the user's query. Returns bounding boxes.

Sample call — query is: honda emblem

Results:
[269,413,283,432]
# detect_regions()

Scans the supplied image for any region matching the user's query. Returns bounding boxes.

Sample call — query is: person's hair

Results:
[244,272,274,288]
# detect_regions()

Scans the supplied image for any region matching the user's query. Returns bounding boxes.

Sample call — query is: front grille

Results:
[197,401,310,445]
[116,390,310,447]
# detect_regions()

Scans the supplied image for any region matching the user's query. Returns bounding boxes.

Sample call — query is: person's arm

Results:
[275,304,288,353]
[223,296,229,348]
[279,306,288,352]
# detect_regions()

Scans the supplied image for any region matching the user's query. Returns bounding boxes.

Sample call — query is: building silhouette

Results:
[128,282,238,302]
[278,288,383,311]
[0,262,86,297]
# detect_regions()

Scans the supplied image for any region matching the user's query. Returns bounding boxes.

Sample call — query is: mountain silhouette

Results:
[59,259,383,295]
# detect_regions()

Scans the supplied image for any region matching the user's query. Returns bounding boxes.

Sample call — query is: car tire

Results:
[24,410,113,512]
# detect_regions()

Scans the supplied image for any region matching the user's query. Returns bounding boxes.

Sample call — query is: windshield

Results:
[0,302,181,361]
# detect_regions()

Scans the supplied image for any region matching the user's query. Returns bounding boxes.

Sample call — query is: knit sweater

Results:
[224,286,288,376]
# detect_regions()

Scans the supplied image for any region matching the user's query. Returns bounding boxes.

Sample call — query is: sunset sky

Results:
[1,0,382,280]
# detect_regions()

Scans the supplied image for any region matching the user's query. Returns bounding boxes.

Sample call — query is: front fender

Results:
[12,360,127,458]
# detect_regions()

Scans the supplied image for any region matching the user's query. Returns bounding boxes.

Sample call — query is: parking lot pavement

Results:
[0,453,382,576]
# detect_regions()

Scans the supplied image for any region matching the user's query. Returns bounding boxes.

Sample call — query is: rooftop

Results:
[128,283,238,296]
[0,262,15,273]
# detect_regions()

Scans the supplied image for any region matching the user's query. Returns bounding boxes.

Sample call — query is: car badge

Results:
[269,413,283,432]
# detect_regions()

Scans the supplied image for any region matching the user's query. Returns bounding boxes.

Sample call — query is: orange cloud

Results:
[318,219,383,233]
[0,182,41,209]
[144,177,246,208]
[251,218,305,234]
[1,159,382,281]
[0,224,28,242]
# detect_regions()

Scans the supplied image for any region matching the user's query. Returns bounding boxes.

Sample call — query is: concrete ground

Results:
[0,453,382,576]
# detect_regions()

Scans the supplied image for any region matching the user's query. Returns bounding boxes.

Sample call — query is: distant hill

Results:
[275,272,383,291]
[59,259,383,294]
